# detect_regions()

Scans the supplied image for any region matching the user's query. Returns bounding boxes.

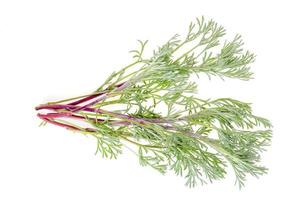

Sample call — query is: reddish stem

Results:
[67,82,126,106]
[36,103,172,125]
[38,110,132,127]
[37,113,81,131]
[68,93,104,106]
[38,113,99,133]
[70,82,129,112]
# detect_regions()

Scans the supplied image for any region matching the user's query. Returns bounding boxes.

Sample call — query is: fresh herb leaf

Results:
[36,16,272,188]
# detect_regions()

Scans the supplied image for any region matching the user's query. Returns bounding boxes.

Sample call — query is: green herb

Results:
[36,16,272,188]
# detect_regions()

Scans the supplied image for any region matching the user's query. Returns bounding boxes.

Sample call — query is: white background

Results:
[1,0,301,199]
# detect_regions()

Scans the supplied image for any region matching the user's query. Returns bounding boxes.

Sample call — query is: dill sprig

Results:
[36,16,272,188]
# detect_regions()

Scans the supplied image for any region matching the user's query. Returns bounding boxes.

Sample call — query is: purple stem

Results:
[70,93,108,112]
[38,112,103,122]
[36,103,172,126]
[39,112,195,140]
[38,113,81,131]
[68,93,104,106]
[69,81,130,112]
[39,112,131,126]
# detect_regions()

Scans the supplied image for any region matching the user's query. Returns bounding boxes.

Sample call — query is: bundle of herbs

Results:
[36,17,272,188]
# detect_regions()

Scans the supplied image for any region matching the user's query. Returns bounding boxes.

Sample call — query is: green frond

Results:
[37,16,272,188]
